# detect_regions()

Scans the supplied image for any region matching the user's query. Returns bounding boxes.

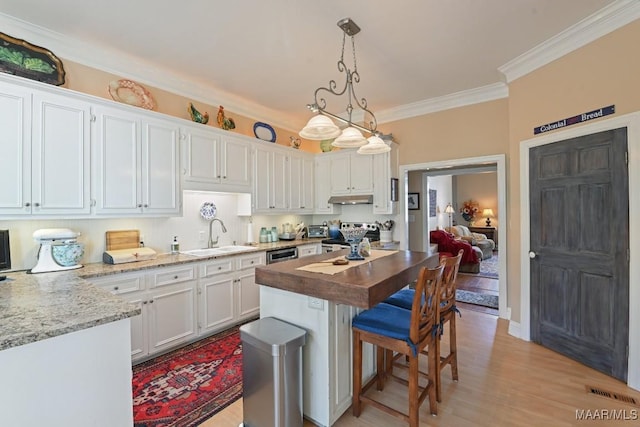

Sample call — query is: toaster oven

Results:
[307,225,328,238]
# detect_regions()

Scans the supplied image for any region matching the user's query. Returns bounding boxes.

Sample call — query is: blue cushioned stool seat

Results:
[383,288,415,311]
[353,303,411,339]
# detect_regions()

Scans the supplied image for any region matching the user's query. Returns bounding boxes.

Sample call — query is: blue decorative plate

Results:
[253,122,276,142]
[200,202,217,220]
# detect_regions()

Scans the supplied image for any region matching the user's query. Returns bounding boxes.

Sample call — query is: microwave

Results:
[307,225,328,238]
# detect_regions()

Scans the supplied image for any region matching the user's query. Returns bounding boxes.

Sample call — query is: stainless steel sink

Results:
[180,245,256,257]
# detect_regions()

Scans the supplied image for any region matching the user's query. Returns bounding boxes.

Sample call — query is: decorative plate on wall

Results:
[253,122,276,142]
[199,202,217,220]
[108,79,156,110]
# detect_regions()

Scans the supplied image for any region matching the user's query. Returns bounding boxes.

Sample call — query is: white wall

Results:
[453,172,498,228]
[1,191,313,271]
[2,189,401,272]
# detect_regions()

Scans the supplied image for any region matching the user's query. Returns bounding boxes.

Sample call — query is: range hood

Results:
[328,195,373,205]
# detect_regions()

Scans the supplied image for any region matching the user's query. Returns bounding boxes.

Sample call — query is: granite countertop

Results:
[0,238,325,351]
[0,270,139,351]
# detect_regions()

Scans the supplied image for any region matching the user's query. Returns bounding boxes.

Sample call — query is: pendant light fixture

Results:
[299,17,390,154]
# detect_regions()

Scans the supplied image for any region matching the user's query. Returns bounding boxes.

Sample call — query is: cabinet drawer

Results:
[200,258,235,277]
[91,273,144,295]
[237,252,265,270]
[151,266,196,287]
[298,244,320,258]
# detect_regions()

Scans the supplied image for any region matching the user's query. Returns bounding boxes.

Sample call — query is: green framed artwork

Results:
[0,32,65,85]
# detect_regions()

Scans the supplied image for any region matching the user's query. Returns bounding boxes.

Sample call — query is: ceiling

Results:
[0,0,619,131]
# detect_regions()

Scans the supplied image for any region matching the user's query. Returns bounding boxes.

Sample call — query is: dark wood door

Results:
[530,128,629,381]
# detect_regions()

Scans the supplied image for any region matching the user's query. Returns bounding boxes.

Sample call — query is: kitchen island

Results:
[255,249,438,426]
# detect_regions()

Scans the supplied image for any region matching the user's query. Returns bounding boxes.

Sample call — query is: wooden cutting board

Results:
[105,230,140,250]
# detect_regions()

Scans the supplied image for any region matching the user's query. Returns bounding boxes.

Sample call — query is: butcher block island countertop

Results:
[255,249,439,309]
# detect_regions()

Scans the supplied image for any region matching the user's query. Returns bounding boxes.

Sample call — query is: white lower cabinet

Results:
[92,264,198,362]
[199,251,265,336]
[199,257,236,334]
[148,265,198,354]
[297,243,321,258]
[91,271,149,361]
[92,251,264,363]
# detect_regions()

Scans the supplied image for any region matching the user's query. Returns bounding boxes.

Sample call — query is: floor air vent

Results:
[586,385,640,407]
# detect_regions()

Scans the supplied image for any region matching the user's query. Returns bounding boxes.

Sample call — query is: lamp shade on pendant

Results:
[331,126,368,148]
[357,135,391,154]
[299,115,341,140]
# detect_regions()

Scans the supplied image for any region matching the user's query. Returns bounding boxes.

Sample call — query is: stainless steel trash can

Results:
[240,317,307,427]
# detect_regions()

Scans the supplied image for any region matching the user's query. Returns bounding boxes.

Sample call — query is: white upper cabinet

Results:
[329,151,374,196]
[372,143,398,215]
[182,124,252,192]
[314,155,341,214]
[253,144,289,213]
[0,82,91,216]
[289,151,314,213]
[93,105,180,215]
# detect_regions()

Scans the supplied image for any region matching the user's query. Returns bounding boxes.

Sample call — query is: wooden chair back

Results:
[410,264,444,351]
[439,249,463,314]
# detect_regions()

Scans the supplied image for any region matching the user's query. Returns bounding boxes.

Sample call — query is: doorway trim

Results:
[520,111,640,390]
[400,154,507,319]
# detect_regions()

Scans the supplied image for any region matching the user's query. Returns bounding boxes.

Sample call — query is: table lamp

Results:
[445,203,455,230]
[482,208,495,227]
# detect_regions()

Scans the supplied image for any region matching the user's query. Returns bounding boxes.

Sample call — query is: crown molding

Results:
[0,13,301,132]
[375,83,509,124]
[2,1,632,131]
[499,0,640,83]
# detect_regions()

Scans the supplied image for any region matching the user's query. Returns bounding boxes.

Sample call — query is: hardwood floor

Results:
[205,309,640,427]
[456,273,499,315]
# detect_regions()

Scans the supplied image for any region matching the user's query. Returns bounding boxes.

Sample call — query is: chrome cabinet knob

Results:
[529,251,537,259]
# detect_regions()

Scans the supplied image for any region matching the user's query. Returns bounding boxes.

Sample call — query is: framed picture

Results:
[0,32,66,85]
[407,192,420,210]
[428,189,437,217]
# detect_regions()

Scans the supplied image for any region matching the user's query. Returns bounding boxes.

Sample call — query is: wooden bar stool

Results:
[352,265,444,427]
[433,250,463,401]
[383,250,463,401]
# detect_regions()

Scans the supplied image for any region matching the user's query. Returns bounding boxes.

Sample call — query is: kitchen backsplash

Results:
[1,192,397,271]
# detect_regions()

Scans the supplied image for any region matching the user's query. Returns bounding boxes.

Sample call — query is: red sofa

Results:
[429,229,480,273]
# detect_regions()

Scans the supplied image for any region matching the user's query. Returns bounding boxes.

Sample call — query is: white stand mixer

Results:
[30,228,84,274]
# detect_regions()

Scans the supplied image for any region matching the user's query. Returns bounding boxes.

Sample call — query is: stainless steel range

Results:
[321,222,380,253]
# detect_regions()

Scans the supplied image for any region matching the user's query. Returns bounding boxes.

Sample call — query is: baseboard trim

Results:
[508,319,522,339]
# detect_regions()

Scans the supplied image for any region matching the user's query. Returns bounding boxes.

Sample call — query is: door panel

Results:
[530,127,629,381]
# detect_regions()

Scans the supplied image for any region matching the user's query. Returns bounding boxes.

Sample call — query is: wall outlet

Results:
[308,297,324,310]
[198,231,206,242]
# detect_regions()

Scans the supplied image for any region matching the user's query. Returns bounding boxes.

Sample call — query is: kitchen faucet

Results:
[208,218,228,248]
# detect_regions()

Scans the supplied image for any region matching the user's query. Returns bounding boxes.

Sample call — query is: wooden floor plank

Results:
[205,309,640,427]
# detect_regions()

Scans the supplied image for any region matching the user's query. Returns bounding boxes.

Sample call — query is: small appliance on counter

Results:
[30,228,84,274]
[307,225,328,238]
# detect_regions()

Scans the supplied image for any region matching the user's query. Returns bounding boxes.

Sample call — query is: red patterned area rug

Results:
[132,326,242,427]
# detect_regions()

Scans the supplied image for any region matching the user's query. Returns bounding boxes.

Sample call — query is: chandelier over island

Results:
[299,18,390,155]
